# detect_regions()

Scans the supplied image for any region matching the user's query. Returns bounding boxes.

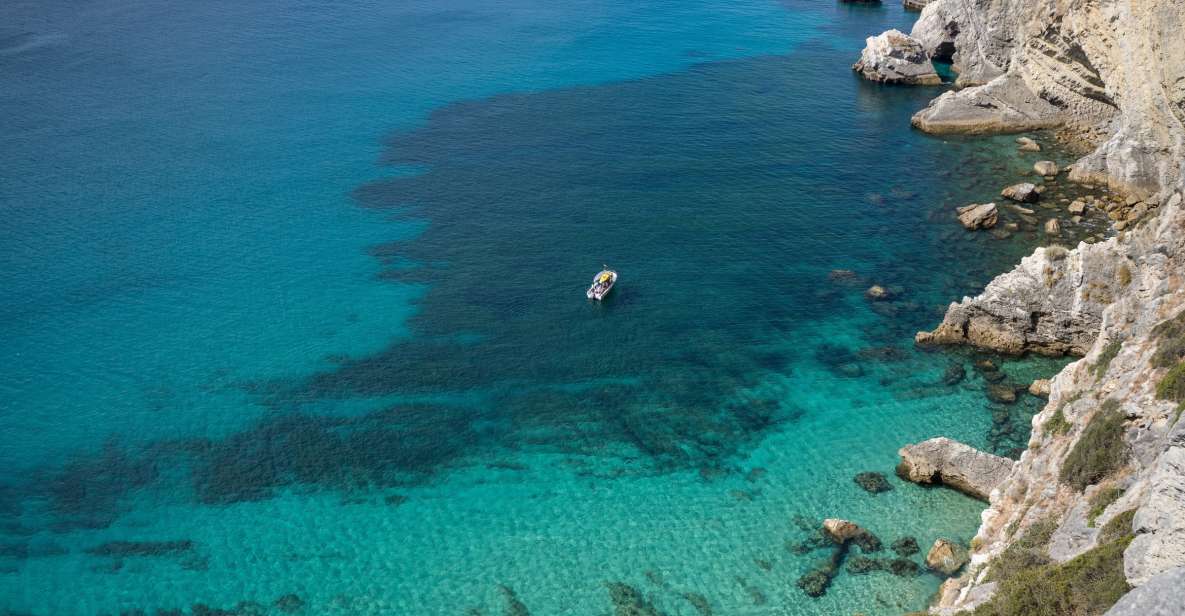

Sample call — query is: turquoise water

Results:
[0,0,1096,614]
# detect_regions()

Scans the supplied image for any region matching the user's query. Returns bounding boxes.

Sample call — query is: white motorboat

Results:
[586,269,617,300]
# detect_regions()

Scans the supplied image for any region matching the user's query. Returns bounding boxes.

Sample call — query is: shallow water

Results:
[1,0,1099,613]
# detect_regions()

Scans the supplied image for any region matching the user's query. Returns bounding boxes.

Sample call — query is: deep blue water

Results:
[1,0,1104,614]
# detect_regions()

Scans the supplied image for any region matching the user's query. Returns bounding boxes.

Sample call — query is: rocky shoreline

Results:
[850,0,1185,613]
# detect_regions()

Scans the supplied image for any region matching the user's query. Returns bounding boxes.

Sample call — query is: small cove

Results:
[0,1,1117,614]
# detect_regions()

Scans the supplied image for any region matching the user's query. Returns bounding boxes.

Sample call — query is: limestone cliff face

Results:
[909,0,1185,197]
[915,240,1125,356]
[930,187,1185,613]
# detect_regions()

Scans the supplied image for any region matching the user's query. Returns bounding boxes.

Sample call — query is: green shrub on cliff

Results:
[987,517,1057,583]
[971,534,1133,616]
[1155,363,1185,403]
[1044,408,1071,436]
[1099,508,1136,544]
[1059,405,1128,491]
[1150,309,1185,368]
[1086,486,1123,527]
[1091,340,1122,378]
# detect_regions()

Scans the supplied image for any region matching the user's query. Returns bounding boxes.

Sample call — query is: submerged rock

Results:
[1002,183,1040,203]
[986,383,1018,404]
[897,437,1014,500]
[865,285,892,301]
[956,202,999,229]
[925,539,969,575]
[890,558,921,576]
[853,471,893,494]
[274,594,305,614]
[891,536,920,557]
[605,582,660,616]
[852,29,942,85]
[942,362,966,385]
[1045,217,1061,235]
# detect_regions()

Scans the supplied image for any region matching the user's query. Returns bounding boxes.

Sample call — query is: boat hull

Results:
[586,270,617,300]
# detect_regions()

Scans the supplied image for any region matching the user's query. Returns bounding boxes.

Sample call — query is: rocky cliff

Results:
[894,0,1185,613]
[927,186,1185,614]
[908,0,1185,199]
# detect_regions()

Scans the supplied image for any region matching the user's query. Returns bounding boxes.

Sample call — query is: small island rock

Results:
[852,30,942,85]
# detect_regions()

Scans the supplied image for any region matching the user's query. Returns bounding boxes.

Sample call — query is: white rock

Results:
[853,29,942,85]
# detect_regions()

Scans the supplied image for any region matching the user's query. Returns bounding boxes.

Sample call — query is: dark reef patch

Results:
[85,540,193,558]
[190,406,479,504]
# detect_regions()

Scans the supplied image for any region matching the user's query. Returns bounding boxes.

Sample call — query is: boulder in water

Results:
[956,202,999,229]
[823,518,866,543]
[926,539,969,575]
[1016,137,1042,152]
[1029,378,1052,397]
[1002,183,1040,203]
[852,29,942,85]
[1034,160,1059,176]
[897,437,1015,500]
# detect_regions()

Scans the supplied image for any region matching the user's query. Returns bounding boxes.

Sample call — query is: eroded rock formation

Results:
[897,437,1015,501]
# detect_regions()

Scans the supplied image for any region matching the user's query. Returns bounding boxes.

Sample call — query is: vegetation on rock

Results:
[1155,363,1185,403]
[1092,340,1122,378]
[987,517,1057,583]
[1059,405,1128,491]
[1099,509,1135,544]
[1086,486,1124,527]
[1045,408,1071,436]
[970,534,1133,616]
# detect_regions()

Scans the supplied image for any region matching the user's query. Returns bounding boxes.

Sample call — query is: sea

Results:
[0,0,1107,614]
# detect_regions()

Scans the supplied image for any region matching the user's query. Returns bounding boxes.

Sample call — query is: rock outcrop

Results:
[956,202,998,229]
[897,437,1014,501]
[1103,567,1185,616]
[908,0,1185,197]
[914,241,1125,356]
[853,30,942,85]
